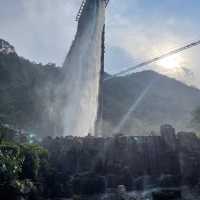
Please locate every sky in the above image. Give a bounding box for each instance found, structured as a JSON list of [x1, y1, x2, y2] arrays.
[[0, 0, 200, 88]]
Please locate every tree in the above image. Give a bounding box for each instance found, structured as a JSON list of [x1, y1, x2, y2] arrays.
[[0, 137, 49, 199], [20, 144, 48, 180], [0, 143, 22, 183]]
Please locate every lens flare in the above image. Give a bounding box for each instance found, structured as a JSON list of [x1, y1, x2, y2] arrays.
[[157, 55, 182, 70]]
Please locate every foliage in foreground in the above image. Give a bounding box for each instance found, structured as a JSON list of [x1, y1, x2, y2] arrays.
[[0, 127, 48, 200]]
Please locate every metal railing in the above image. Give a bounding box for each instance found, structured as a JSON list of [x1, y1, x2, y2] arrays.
[[75, 0, 110, 22], [75, 0, 87, 22]]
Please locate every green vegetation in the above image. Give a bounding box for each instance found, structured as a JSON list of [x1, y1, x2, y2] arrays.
[[0, 124, 107, 199], [0, 126, 48, 200], [0, 52, 62, 137]]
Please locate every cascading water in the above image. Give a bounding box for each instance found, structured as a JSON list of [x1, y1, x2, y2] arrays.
[[61, 0, 105, 136]]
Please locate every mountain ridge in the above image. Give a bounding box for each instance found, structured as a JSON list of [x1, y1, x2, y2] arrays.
[[102, 70, 200, 135]]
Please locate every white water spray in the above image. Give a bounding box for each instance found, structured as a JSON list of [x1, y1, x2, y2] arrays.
[[61, 0, 105, 136]]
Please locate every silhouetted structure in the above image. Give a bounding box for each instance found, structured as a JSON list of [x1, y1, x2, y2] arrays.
[[42, 124, 200, 195]]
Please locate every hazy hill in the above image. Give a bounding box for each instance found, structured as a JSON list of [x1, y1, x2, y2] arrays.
[[0, 39, 199, 136], [102, 71, 200, 135], [0, 39, 62, 136]]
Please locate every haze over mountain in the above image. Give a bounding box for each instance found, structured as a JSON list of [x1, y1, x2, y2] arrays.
[[0, 39, 199, 136], [102, 71, 200, 135]]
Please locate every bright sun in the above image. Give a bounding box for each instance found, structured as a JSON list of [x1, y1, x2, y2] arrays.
[[158, 55, 182, 70]]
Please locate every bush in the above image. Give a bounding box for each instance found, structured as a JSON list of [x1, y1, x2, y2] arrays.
[[0, 143, 22, 183], [0, 140, 48, 199]]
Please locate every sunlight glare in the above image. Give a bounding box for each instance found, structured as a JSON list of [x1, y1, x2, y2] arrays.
[[157, 55, 182, 70]]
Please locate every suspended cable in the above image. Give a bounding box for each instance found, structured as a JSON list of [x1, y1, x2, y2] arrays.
[[104, 39, 200, 82]]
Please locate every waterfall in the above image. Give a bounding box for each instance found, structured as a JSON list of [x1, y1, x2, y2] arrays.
[[61, 0, 105, 136]]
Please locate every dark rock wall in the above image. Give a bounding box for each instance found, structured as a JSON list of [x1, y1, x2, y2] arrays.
[[42, 125, 200, 192]]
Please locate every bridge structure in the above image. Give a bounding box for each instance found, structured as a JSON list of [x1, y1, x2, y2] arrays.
[[75, 0, 109, 22]]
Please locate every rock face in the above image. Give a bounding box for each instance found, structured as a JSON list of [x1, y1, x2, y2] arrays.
[[42, 125, 200, 196], [152, 189, 181, 200], [160, 124, 177, 151], [178, 132, 200, 185]]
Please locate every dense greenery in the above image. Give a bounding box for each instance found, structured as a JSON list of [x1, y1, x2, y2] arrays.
[[0, 126, 48, 200], [0, 52, 61, 137]]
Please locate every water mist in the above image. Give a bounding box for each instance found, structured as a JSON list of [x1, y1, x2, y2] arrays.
[[61, 0, 105, 136]]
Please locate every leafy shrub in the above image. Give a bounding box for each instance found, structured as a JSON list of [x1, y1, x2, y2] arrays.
[[0, 140, 48, 199]]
